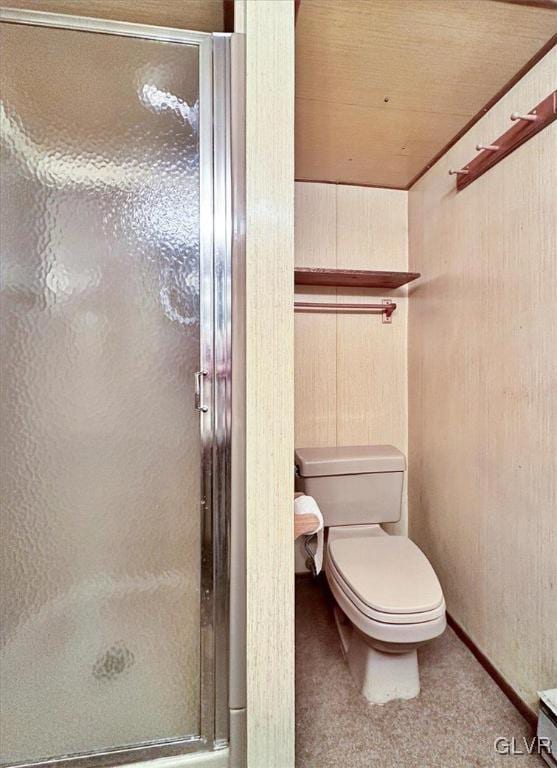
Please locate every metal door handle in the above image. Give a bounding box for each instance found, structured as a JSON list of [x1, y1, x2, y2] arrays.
[[195, 370, 208, 412]]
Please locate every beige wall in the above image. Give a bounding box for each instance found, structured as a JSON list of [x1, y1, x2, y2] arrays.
[[408, 49, 557, 711], [295, 182, 408, 541], [237, 2, 296, 767]]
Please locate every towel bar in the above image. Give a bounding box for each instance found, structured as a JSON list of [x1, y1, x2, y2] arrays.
[[294, 300, 397, 322]]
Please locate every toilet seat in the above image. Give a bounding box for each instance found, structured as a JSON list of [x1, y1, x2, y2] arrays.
[[327, 553, 445, 625], [325, 527, 446, 645]]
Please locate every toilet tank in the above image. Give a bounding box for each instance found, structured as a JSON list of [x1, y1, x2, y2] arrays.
[[295, 445, 405, 526]]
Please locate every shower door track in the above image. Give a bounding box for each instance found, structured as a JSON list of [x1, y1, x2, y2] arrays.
[[0, 7, 236, 768]]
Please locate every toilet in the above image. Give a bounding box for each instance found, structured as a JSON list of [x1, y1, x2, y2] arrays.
[[295, 444, 446, 705]]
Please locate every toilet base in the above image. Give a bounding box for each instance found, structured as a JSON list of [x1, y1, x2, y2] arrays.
[[333, 607, 420, 705]]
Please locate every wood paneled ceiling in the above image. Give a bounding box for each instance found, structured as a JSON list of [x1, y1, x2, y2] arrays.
[[295, 0, 557, 189], [3, 1, 225, 31]]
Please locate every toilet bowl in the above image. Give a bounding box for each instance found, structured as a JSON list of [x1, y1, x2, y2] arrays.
[[325, 524, 446, 703], [295, 444, 446, 704]]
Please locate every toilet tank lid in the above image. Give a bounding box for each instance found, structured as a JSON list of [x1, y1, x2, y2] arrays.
[[295, 445, 405, 477]]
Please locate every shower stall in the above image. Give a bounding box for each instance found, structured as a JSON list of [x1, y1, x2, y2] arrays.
[[0, 8, 243, 768]]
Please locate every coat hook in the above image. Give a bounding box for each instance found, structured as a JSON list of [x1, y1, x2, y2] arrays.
[[476, 144, 500, 152], [448, 168, 469, 175], [510, 112, 538, 123]]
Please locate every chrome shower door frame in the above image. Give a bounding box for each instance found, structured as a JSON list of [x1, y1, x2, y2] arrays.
[[0, 8, 236, 768]]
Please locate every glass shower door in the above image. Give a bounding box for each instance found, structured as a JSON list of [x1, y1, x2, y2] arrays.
[[0, 11, 225, 766]]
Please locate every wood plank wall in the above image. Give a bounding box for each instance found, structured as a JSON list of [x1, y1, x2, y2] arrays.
[[295, 182, 409, 555], [235, 2, 296, 766], [408, 47, 557, 711]]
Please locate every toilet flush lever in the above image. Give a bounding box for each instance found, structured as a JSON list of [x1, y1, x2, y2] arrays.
[[194, 370, 208, 413]]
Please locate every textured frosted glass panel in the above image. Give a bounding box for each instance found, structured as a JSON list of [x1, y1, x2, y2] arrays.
[[0, 22, 202, 762]]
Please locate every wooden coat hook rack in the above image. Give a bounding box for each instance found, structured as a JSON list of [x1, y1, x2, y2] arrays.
[[449, 90, 556, 191]]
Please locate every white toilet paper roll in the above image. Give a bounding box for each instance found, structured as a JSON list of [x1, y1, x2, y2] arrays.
[[294, 495, 324, 575]]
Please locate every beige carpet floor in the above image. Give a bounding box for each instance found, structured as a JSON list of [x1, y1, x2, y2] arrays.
[[296, 576, 543, 768]]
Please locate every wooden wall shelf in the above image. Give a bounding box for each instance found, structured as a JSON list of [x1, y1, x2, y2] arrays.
[[294, 267, 421, 290]]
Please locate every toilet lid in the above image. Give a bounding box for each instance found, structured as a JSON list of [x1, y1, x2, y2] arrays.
[[328, 535, 444, 615]]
